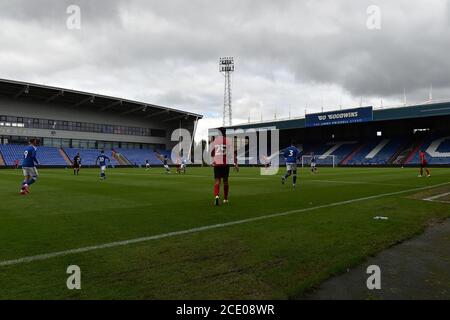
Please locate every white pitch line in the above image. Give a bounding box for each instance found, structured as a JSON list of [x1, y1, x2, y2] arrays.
[[423, 192, 450, 202], [0, 182, 449, 268], [308, 179, 410, 187]]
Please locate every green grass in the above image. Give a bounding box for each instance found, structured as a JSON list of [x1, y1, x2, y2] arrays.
[[0, 166, 449, 299]]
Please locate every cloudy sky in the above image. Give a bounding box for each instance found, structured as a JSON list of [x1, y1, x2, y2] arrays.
[[1, 0, 449, 140]]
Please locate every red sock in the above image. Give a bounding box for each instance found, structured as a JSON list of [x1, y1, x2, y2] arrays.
[[214, 182, 220, 197], [224, 184, 229, 200]]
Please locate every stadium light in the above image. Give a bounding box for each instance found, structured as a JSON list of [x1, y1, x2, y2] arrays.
[[219, 57, 234, 126]]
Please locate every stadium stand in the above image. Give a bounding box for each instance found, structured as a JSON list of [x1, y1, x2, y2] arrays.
[[0, 144, 176, 167], [156, 149, 174, 164], [37, 146, 69, 166], [305, 141, 357, 165], [59, 149, 73, 166], [115, 148, 162, 166], [0, 78, 202, 168], [64, 148, 120, 166], [0, 144, 67, 166], [407, 135, 450, 165], [218, 100, 450, 167], [2, 136, 450, 168], [111, 150, 131, 166], [274, 134, 450, 166], [0, 149, 5, 166], [345, 138, 406, 165]]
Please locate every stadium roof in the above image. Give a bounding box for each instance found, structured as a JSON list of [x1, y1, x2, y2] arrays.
[[224, 101, 450, 131], [0, 78, 202, 122]]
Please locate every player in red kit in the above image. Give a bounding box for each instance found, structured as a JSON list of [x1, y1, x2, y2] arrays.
[[211, 127, 238, 206], [418, 150, 431, 177]]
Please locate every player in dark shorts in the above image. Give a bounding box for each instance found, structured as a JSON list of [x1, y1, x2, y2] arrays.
[[163, 155, 171, 174], [73, 152, 81, 175], [211, 127, 238, 206], [418, 150, 430, 177]]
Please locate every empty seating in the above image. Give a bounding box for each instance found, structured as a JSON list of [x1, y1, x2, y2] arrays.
[[0, 144, 67, 166], [64, 148, 119, 166], [0, 144, 24, 166], [307, 141, 357, 165], [115, 148, 162, 166], [2, 136, 449, 168], [347, 138, 405, 165], [0, 145, 175, 167], [407, 135, 450, 165]]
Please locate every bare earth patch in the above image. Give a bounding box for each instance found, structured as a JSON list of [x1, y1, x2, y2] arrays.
[[407, 185, 450, 202], [433, 194, 450, 203]]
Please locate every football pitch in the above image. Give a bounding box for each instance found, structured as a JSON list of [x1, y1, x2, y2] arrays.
[[0, 166, 449, 299]]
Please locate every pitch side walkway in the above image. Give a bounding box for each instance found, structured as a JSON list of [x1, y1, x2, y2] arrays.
[[305, 219, 450, 300]]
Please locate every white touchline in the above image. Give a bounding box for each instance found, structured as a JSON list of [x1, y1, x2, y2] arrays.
[[308, 180, 410, 187], [0, 182, 449, 268]]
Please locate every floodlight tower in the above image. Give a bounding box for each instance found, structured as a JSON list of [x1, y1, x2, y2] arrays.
[[219, 57, 234, 126]]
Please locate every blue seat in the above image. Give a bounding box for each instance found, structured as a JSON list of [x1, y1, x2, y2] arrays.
[[0, 144, 66, 166], [64, 148, 119, 166]]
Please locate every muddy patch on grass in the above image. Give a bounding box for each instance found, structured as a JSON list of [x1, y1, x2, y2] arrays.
[[407, 185, 450, 201], [304, 218, 450, 300]]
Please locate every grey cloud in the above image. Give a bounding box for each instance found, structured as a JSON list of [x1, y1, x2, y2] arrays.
[[0, 0, 123, 23]]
